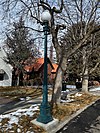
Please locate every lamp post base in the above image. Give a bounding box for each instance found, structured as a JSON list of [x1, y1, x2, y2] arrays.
[[37, 104, 53, 124]]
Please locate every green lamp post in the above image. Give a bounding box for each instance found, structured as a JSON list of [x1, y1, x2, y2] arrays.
[[37, 10, 53, 124]]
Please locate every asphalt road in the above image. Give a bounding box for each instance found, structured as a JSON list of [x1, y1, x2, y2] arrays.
[[57, 99, 100, 133]]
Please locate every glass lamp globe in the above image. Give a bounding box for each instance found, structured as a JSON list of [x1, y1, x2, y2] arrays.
[[41, 10, 51, 22]]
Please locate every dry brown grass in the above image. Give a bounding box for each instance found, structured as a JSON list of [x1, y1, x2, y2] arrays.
[[52, 92, 100, 121], [0, 86, 43, 98]]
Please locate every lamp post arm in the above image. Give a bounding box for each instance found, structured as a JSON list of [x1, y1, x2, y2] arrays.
[[52, 0, 64, 13], [40, 0, 51, 10]]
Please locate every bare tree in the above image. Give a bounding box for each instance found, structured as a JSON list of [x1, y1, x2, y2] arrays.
[[50, 0, 100, 102], [63, 21, 100, 92], [0, 0, 100, 104]]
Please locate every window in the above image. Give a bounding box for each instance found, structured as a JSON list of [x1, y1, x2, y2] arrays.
[[0, 69, 5, 81], [0, 74, 3, 81]]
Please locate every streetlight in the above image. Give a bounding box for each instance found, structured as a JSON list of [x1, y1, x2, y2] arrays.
[[37, 10, 53, 124]]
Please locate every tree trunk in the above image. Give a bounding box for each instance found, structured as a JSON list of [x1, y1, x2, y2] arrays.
[[51, 57, 67, 104], [82, 48, 89, 92], [82, 67, 89, 92], [17, 76, 20, 86], [52, 66, 63, 103]]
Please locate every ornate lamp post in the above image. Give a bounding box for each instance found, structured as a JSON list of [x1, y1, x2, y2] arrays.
[[37, 10, 53, 124]]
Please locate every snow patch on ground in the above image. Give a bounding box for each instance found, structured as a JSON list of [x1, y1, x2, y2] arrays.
[[89, 87, 100, 92], [0, 104, 39, 131], [75, 93, 82, 97]]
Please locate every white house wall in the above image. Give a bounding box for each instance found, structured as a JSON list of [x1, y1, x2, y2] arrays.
[[0, 47, 12, 86]]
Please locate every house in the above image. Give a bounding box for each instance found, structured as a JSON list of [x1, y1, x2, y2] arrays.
[[0, 47, 13, 86], [24, 58, 55, 85], [0, 46, 58, 86]]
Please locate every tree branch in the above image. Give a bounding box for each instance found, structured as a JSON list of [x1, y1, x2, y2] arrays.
[[20, 0, 41, 24], [89, 62, 100, 74], [67, 26, 100, 57]]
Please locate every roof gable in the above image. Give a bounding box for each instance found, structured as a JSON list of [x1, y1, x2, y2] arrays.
[[24, 58, 54, 72]]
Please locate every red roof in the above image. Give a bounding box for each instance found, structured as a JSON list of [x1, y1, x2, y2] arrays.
[[33, 58, 44, 71], [51, 64, 58, 73], [24, 58, 54, 72]]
